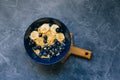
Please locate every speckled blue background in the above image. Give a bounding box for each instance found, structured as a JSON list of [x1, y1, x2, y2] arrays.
[[0, 0, 120, 80]]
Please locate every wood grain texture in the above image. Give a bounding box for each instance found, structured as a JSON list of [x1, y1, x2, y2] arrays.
[[71, 46, 92, 59]]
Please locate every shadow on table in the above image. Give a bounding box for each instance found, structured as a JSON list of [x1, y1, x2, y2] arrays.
[[35, 62, 64, 75]]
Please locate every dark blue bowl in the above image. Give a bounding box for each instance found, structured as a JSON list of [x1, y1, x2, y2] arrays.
[[24, 17, 71, 65]]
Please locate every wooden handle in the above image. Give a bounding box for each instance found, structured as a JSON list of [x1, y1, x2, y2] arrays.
[[70, 46, 92, 59]]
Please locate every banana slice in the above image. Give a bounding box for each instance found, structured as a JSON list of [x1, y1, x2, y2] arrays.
[[46, 31, 51, 37], [34, 37, 45, 47], [29, 31, 39, 40], [47, 35, 55, 46], [56, 33, 65, 43], [41, 54, 50, 58], [38, 23, 50, 33], [46, 30, 56, 46], [33, 49, 40, 55], [50, 24, 59, 34]]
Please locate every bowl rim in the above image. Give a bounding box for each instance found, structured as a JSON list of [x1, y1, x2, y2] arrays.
[[24, 17, 71, 65]]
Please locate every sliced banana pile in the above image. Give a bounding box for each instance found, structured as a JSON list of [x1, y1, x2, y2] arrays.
[[29, 23, 66, 59]]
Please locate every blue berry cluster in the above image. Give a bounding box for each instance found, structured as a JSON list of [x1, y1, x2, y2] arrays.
[[29, 38, 66, 58]]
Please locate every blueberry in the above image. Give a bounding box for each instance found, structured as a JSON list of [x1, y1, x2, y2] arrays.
[[44, 35, 47, 39], [45, 49, 49, 53], [54, 39, 58, 43], [29, 40, 35, 46], [59, 47, 62, 52], [43, 39, 47, 43], [40, 48, 44, 53], [61, 47, 65, 50], [54, 49, 58, 54], [61, 43, 65, 47], [56, 41, 60, 46], [43, 52, 48, 56], [38, 46, 41, 49], [53, 44, 57, 47], [56, 28, 61, 32], [63, 39, 66, 43], [29, 39, 33, 42], [38, 52, 42, 57], [48, 45, 53, 50], [51, 51, 55, 56], [48, 46, 50, 49], [59, 46, 65, 52], [56, 46, 59, 49], [33, 46, 38, 50], [39, 33, 42, 37], [48, 51, 52, 55], [52, 48, 55, 52]]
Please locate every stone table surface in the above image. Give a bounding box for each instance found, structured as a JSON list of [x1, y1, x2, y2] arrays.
[[0, 0, 120, 80]]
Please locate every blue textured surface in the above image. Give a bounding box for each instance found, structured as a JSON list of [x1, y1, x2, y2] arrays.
[[0, 0, 120, 80]]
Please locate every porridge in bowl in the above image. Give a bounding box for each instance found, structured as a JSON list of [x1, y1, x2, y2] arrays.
[[29, 23, 66, 59]]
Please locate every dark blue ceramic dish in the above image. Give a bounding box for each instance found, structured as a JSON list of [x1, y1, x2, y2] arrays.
[[24, 17, 71, 65]]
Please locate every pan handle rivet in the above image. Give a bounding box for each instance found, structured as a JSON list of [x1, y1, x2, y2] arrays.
[[85, 52, 88, 55]]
